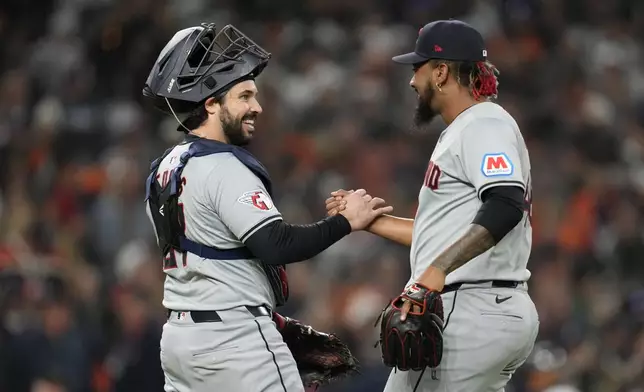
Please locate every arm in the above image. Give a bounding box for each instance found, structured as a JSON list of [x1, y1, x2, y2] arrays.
[[418, 185, 525, 286], [245, 190, 392, 264], [244, 215, 352, 265], [212, 159, 388, 265], [326, 190, 413, 247], [428, 224, 495, 276], [366, 215, 414, 247]]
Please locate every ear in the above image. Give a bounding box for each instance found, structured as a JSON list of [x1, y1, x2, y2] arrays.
[[433, 63, 450, 87], [204, 97, 218, 115]]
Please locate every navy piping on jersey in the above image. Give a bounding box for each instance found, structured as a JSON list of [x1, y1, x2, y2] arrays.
[[477, 180, 525, 200], [413, 368, 426, 392], [412, 290, 459, 392], [239, 214, 282, 242], [254, 320, 288, 392]]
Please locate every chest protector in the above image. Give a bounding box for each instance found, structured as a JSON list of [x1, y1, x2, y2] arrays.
[[145, 137, 288, 306]]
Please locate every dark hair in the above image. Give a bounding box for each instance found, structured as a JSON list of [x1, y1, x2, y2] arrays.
[[176, 95, 227, 133], [178, 105, 208, 133], [430, 60, 500, 100]]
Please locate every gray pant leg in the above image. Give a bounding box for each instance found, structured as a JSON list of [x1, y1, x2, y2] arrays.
[[383, 368, 421, 392], [161, 309, 304, 392], [382, 286, 539, 392]]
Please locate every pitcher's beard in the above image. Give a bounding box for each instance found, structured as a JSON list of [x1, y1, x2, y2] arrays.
[[410, 84, 439, 134]]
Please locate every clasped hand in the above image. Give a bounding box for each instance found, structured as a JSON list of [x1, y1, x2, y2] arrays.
[[328, 189, 392, 231]]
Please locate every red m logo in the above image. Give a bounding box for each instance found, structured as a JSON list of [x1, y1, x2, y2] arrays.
[[486, 156, 508, 170]]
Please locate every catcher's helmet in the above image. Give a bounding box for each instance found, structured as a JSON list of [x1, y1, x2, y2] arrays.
[[143, 23, 270, 115]]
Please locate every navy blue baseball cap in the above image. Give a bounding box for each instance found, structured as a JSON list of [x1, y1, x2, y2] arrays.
[[393, 20, 487, 64]]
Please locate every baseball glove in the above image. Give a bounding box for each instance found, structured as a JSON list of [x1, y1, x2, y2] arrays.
[[273, 312, 359, 388], [376, 283, 445, 371]]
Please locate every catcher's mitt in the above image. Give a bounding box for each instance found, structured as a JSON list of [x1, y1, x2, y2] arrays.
[[273, 312, 359, 388], [376, 283, 445, 371]]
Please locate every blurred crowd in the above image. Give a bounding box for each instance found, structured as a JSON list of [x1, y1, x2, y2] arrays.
[[1, 0, 644, 391]]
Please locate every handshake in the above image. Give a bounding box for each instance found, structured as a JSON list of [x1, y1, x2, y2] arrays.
[[324, 189, 392, 231]]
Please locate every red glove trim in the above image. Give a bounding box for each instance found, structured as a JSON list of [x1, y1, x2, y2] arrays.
[[272, 311, 287, 330]]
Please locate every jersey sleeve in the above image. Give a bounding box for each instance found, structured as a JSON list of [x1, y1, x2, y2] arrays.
[[206, 156, 282, 242], [458, 118, 525, 200]]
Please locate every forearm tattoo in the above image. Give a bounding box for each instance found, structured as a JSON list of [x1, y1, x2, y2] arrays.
[[432, 224, 496, 275]]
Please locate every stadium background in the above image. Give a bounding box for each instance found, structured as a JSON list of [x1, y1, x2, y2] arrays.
[[1, 0, 644, 391]]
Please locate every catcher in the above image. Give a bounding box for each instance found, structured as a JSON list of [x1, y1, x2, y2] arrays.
[[141, 22, 392, 391]]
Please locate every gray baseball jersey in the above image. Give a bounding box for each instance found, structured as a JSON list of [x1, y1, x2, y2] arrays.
[[145, 142, 282, 311], [409, 102, 533, 285]]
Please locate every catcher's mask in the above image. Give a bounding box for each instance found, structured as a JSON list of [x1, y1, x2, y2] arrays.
[[142, 23, 270, 115]]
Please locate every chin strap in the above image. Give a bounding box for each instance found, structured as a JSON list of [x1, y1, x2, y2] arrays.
[[165, 97, 192, 133]]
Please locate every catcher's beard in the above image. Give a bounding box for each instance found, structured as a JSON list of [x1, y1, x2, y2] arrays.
[[411, 81, 439, 133], [220, 105, 255, 146]]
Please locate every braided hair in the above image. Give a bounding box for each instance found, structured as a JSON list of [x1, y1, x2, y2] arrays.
[[430, 60, 499, 100]]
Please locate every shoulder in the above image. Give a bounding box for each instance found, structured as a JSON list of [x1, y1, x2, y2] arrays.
[[216, 152, 259, 176], [193, 152, 261, 185], [460, 103, 520, 139], [192, 151, 238, 167], [156, 143, 188, 167]]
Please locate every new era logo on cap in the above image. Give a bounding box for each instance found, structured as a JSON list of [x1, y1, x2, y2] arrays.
[[393, 20, 487, 64]]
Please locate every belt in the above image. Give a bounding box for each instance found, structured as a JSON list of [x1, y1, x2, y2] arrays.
[[441, 280, 523, 294], [166, 305, 271, 323]]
